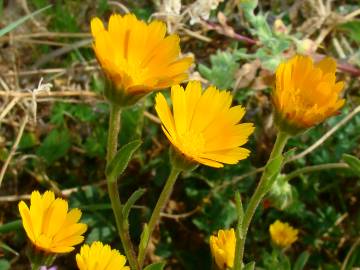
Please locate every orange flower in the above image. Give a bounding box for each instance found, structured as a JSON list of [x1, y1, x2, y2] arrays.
[[155, 81, 254, 168], [273, 55, 345, 134], [18, 190, 87, 253], [91, 13, 192, 106]]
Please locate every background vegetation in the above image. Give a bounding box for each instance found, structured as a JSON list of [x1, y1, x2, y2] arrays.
[[0, 0, 359, 269]]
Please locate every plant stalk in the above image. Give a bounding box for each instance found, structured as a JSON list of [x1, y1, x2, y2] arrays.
[[106, 103, 139, 270], [31, 263, 40, 270], [138, 166, 181, 267], [235, 131, 289, 269]]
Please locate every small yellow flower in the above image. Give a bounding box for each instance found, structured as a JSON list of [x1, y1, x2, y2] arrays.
[[273, 55, 345, 134], [76, 241, 129, 270], [91, 13, 192, 106], [269, 220, 298, 247], [155, 81, 254, 168], [209, 229, 236, 269], [18, 190, 87, 253]]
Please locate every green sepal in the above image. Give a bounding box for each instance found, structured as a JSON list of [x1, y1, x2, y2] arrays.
[[274, 110, 308, 136], [104, 77, 148, 107], [26, 244, 56, 269], [169, 147, 198, 172], [106, 140, 142, 182]]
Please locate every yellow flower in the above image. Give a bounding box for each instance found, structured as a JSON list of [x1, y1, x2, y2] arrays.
[[76, 241, 130, 270], [155, 81, 254, 168], [273, 55, 345, 134], [18, 190, 87, 253], [269, 220, 298, 247], [91, 13, 192, 106], [209, 229, 236, 269]]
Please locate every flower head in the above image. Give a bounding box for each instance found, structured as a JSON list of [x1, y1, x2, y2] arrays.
[[76, 241, 129, 270], [273, 55, 345, 134], [209, 229, 236, 269], [91, 13, 192, 106], [269, 220, 298, 247], [18, 190, 87, 253], [155, 81, 254, 168]]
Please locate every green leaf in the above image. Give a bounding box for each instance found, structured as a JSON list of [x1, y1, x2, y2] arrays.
[[339, 20, 360, 44], [293, 251, 310, 270], [0, 259, 10, 270], [138, 224, 149, 263], [264, 154, 284, 192], [198, 50, 240, 89], [243, 261, 255, 270], [122, 188, 146, 221], [143, 262, 166, 270], [36, 129, 71, 164], [105, 140, 142, 182], [0, 220, 22, 234], [342, 154, 360, 176], [0, 5, 51, 37]]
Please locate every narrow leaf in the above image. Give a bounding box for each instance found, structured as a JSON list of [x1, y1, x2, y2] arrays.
[[342, 154, 360, 176], [243, 261, 255, 270], [138, 224, 150, 263], [106, 140, 142, 182], [122, 188, 146, 221], [0, 220, 22, 234], [0, 5, 51, 37], [143, 262, 166, 270], [293, 251, 310, 270]]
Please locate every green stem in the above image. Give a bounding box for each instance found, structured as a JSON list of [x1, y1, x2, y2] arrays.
[[233, 192, 244, 270], [106, 104, 139, 270], [138, 166, 181, 267], [236, 131, 289, 270], [31, 263, 40, 270], [283, 163, 349, 182]]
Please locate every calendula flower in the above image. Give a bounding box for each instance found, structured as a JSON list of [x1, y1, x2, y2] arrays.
[[18, 190, 87, 253], [273, 55, 345, 134], [155, 81, 254, 168], [76, 241, 129, 270], [209, 229, 236, 269], [91, 13, 192, 106], [269, 220, 298, 247]]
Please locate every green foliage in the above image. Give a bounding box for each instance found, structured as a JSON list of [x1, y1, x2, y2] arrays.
[[106, 140, 142, 181], [0, 259, 10, 270], [342, 154, 360, 176], [36, 129, 71, 164], [143, 262, 166, 270], [198, 50, 240, 89], [0, 5, 51, 37], [340, 20, 360, 44]]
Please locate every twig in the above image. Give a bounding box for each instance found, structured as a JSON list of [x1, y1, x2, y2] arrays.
[[287, 106, 360, 162], [0, 180, 107, 202], [0, 115, 29, 187], [160, 206, 201, 220], [0, 97, 20, 121], [0, 90, 100, 99], [144, 111, 161, 124], [283, 163, 350, 182]]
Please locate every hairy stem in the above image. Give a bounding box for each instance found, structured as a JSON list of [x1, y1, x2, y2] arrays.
[[138, 166, 181, 267], [106, 104, 139, 270], [236, 131, 289, 269]]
